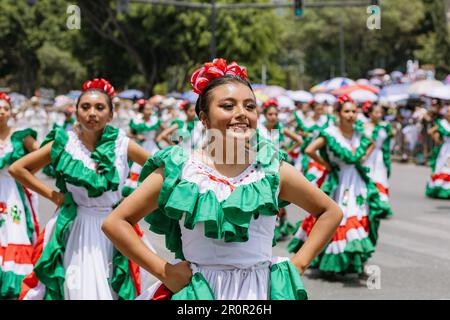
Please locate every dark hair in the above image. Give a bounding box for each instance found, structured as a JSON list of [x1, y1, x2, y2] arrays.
[[194, 75, 254, 118], [76, 89, 113, 113], [263, 105, 278, 115]]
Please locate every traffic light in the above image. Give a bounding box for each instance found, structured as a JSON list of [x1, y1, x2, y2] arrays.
[[294, 0, 304, 17], [117, 0, 129, 14]]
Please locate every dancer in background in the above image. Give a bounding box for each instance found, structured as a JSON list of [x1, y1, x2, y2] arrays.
[[426, 106, 450, 199], [362, 101, 394, 216], [0, 92, 40, 299], [9, 79, 154, 300], [122, 98, 165, 197], [289, 95, 391, 277], [258, 98, 303, 241]]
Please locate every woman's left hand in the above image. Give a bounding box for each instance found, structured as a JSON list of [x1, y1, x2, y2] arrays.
[[290, 257, 307, 276]]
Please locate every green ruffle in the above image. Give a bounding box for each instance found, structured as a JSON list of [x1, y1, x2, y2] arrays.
[[437, 119, 450, 137], [41, 126, 120, 197], [372, 123, 393, 177], [15, 181, 37, 243], [110, 249, 138, 300], [428, 144, 442, 172], [129, 118, 161, 134], [270, 260, 308, 300], [291, 237, 374, 274], [34, 193, 77, 300], [426, 185, 450, 199], [0, 269, 26, 299], [171, 261, 307, 300], [0, 128, 37, 169], [171, 119, 198, 140], [171, 273, 215, 300], [142, 137, 289, 259]]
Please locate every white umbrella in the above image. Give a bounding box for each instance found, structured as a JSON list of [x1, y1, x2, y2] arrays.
[[425, 85, 450, 100], [349, 89, 378, 103], [286, 90, 313, 103], [276, 95, 296, 110], [314, 93, 337, 104], [408, 79, 444, 95]]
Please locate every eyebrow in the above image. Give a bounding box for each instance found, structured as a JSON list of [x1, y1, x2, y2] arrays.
[[218, 97, 256, 103]]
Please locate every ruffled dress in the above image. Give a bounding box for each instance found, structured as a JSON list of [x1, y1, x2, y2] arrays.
[[43, 119, 76, 178], [426, 119, 450, 199], [20, 126, 153, 300], [136, 140, 307, 300], [123, 115, 162, 197], [257, 123, 295, 240], [363, 122, 394, 215], [288, 125, 391, 274], [170, 118, 205, 152], [296, 115, 333, 187], [0, 129, 40, 298]]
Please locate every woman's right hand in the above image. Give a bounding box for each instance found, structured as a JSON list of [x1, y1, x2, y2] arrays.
[[51, 191, 65, 207], [163, 261, 193, 293]]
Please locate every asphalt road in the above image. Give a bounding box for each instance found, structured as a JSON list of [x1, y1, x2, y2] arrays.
[[36, 162, 450, 300]]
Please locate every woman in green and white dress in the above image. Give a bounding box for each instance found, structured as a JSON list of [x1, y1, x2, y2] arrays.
[[9, 79, 154, 300], [0, 92, 40, 299], [362, 103, 394, 215], [258, 98, 303, 241], [155, 100, 205, 153], [289, 95, 391, 275], [123, 99, 165, 196], [426, 107, 450, 199], [102, 58, 342, 300]]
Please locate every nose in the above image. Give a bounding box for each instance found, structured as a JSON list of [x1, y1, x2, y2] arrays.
[[234, 104, 246, 119]]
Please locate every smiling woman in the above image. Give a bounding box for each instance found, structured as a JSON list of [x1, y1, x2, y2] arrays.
[[8, 79, 156, 300], [102, 58, 343, 300]]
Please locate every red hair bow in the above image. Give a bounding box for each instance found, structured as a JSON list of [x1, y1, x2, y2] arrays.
[[190, 58, 248, 94], [263, 98, 279, 109], [137, 99, 147, 107], [362, 100, 373, 113], [82, 78, 115, 97], [178, 100, 189, 111], [337, 94, 354, 105], [0, 92, 11, 104]]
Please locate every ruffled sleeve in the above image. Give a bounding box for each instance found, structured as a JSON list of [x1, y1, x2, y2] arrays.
[[41, 126, 121, 197], [141, 138, 289, 259], [0, 128, 37, 169]]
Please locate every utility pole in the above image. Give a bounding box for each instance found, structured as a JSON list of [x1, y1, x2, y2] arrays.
[[339, 17, 346, 77], [210, 0, 217, 59]]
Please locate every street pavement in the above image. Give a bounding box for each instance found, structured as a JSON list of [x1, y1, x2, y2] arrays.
[[36, 162, 450, 300]]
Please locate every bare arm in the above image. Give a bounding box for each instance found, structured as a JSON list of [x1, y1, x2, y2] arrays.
[[127, 139, 151, 167], [102, 167, 192, 293], [155, 123, 178, 144], [8, 142, 65, 206], [279, 161, 343, 274], [304, 136, 331, 171], [360, 139, 376, 162], [282, 128, 303, 152], [428, 125, 442, 144], [23, 135, 39, 153]]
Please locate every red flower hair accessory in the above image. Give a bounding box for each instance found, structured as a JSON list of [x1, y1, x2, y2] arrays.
[[178, 100, 189, 111], [190, 58, 248, 94], [137, 99, 147, 107], [0, 92, 11, 105], [337, 94, 354, 105], [263, 98, 279, 109], [82, 78, 115, 97], [362, 100, 373, 113]]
